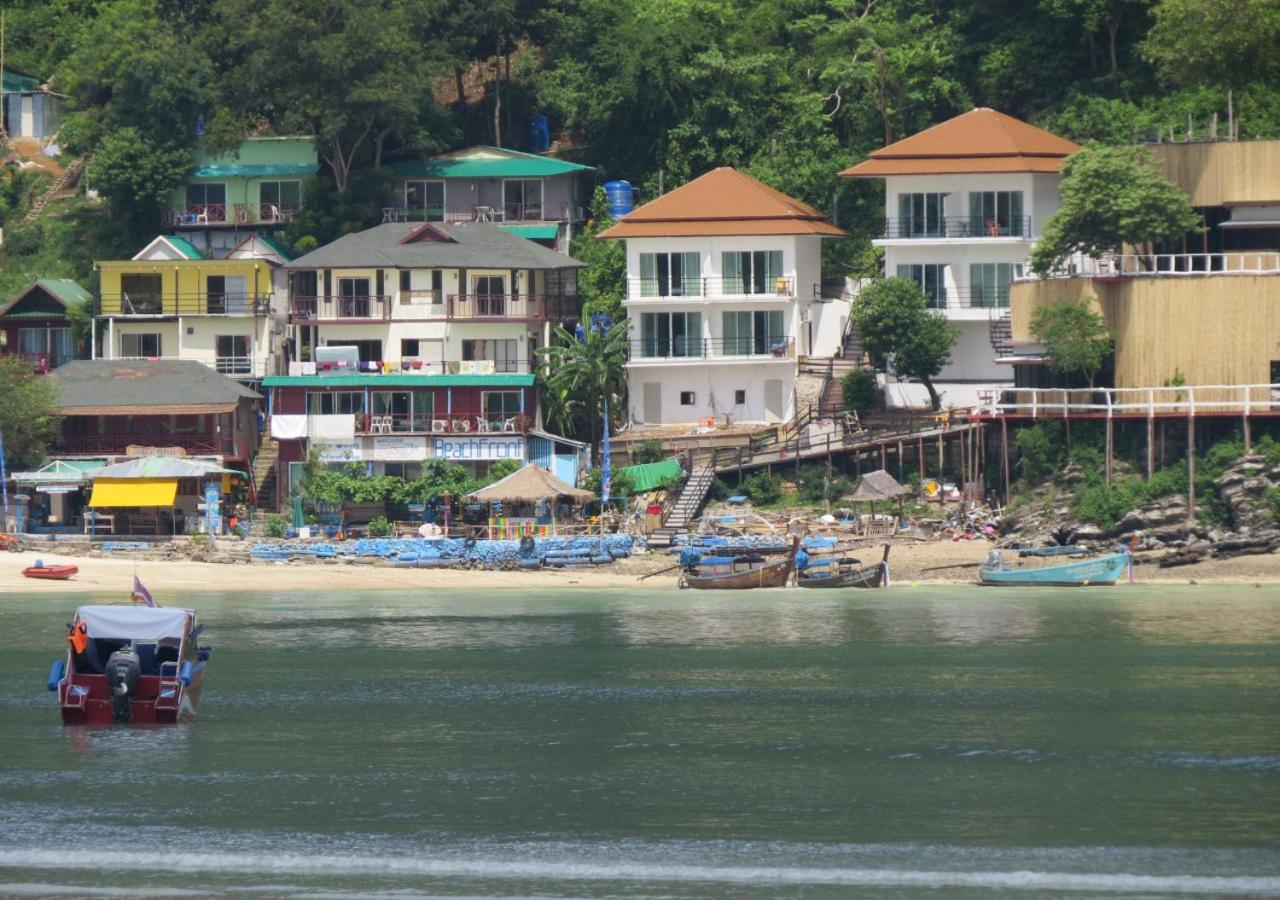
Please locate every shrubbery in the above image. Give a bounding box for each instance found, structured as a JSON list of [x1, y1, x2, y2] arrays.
[[743, 470, 782, 505], [841, 368, 879, 418]]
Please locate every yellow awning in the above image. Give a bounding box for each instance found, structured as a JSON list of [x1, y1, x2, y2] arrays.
[[88, 478, 179, 508]]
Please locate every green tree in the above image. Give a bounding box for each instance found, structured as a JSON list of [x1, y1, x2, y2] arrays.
[[1142, 0, 1280, 90], [87, 127, 193, 239], [0, 357, 62, 470], [571, 187, 627, 319], [841, 367, 880, 418], [1030, 297, 1114, 387], [1030, 145, 1201, 274], [852, 277, 958, 410], [536, 319, 628, 452]]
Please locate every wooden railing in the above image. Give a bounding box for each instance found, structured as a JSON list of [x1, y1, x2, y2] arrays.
[[979, 383, 1280, 418], [1033, 252, 1280, 280]]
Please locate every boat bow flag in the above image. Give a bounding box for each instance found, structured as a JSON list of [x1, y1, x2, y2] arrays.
[[131, 576, 158, 607]]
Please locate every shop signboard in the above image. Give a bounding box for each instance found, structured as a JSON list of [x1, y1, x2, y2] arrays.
[[431, 435, 526, 462], [316, 441, 361, 462], [370, 435, 428, 461]]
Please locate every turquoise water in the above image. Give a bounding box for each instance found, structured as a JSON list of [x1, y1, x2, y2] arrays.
[[1, 585, 1278, 897]]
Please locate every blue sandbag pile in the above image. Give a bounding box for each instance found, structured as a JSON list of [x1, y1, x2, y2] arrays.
[[251, 534, 636, 569]]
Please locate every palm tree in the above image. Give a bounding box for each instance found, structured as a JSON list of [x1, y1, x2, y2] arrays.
[[536, 320, 628, 458]]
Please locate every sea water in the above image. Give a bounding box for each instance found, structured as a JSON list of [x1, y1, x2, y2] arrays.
[[1, 585, 1278, 898]]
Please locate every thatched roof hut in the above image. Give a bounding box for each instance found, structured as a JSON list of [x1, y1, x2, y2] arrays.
[[466, 464, 594, 504], [847, 469, 910, 502]]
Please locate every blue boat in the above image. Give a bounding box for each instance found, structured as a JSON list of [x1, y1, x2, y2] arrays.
[[979, 550, 1131, 586]]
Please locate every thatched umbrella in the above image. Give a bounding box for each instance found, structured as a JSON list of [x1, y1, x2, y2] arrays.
[[466, 464, 594, 537], [846, 468, 911, 528]]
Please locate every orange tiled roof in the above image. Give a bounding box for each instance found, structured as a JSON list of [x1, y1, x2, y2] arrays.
[[840, 108, 1080, 178], [597, 167, 848, 239]]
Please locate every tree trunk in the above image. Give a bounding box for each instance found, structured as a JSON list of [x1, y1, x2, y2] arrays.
[[492, 45, 503, 146], [373, 127, 391, 171], [923, 378, 941, 411], [1107, 20, 1120, 72], [324, 120, 374, 194], [454, 66, 467, 112], [875, 49, 892, 145]]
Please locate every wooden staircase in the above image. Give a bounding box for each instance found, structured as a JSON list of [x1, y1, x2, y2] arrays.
[[251, 434, 280, 512], [648, 464, 716, 548], [21, 158, 86, 225], [989, 310, 1013, 357]]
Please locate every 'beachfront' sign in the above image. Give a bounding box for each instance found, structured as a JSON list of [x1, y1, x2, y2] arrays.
[[432, 436, 525, 461]]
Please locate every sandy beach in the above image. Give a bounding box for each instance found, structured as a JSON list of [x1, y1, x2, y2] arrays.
[[5, 538, 1280, 595]]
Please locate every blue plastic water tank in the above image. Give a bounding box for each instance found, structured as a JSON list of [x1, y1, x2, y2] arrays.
[[526, 115, 550, 153], [604, 180, 634, 218]]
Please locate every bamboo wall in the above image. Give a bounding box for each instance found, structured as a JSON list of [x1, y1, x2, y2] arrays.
[[1147, 141, 1280, 207], [1011, 275, 1280, 390]]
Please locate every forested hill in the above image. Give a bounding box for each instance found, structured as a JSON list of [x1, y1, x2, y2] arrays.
[[2, 0, 1278, 256]]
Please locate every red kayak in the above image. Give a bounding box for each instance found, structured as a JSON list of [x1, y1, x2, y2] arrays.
[[23, 564, 78, 580]]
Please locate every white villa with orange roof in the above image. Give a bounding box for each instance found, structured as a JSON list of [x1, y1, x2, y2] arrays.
[[599, 168, 849, 427], [841, 108, 1080, 408]]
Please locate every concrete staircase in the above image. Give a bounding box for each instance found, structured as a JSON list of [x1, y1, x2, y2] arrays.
[[21, 157, 86, 225], [647, 464, 716, 548], [989, 310, 1013, 357], [251, 435, 280, 512]]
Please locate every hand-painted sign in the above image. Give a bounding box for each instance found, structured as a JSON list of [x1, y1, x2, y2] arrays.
[[432, 436, 525, 461]]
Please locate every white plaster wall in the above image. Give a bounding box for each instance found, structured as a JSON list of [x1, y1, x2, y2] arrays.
[[627, 361, 795, 425], [936, 320, 1006, 381], [313, 320, 538, 368], [805, 297, 852, 356], [1032, 173, 1063, 236]]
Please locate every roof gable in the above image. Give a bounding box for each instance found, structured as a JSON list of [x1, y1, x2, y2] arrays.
[[133, 236, 206, 261], [841, 108, 1080, 177], [597, 167, 847, 239], [228, 234, 294, 264], [386, 145, 596, 180], [0, 279, 88, 318], [400, 223, 457, 244]]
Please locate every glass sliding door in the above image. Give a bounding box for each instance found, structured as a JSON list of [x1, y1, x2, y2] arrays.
[[640, 311, 701, 357], [896, 193, 945, 237], [639, 252, 700, 296], [968, 191, 1025, 236], [968, 262, 1022, 307], [721, 250, 784, 294]]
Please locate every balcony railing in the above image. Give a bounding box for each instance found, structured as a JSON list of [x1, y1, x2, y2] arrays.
[[214, 355, 255, 376], [163, 203, 303, 227], [1034, 251, 1280, 279], [628, 336, 795, 360], [446, 293, 580, 321], [385, 203, 582, 224], [60, 432, 246, 457], [100, 293, 272, 317], [922, 288, 1012, 310], [625, 275, 798, 300], [878, 216, 1033, 239], [290, 295, 392, 321], [294, 357, 538, 376], [358, 412, 531, 435]]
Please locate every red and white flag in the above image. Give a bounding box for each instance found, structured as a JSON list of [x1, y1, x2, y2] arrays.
[[131, 575, 158, 607]]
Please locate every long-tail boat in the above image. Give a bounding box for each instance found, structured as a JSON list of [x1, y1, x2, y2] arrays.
[[679, 537, 799, 590], [798, 544, 891, 589], [979, 549, 1131, 586]]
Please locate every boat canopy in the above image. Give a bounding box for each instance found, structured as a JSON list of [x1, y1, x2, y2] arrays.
[[75, 605, 193, 641]]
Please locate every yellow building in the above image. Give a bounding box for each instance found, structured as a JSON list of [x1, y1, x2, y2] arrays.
[[95, 235, 288, 379]]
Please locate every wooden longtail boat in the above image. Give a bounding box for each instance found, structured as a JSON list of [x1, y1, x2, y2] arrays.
[[679, 537, 799, 590], [798, 544, 890, 589], [48, 604, 211, 725], [979, 550, 1131, 586]]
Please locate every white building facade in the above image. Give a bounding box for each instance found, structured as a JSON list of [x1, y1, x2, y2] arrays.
[[842, 108, 1079, 409], [600, 168, 848, 427]]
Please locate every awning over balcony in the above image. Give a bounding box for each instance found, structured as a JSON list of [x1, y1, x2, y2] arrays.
[[501, 223, 559, 240], [89, 478, 179, 508]]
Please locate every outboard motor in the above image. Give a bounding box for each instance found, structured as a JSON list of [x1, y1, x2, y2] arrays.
[[105, 646, 141, 723]]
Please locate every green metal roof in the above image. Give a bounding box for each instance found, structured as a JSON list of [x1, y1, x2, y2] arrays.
[[36, 278, 92, 305], [165, 237, 206, 260], [192, 163, 319, 178], [0, 278, 90, 318], [13, 458, 109, 485], [501, 223, 560, 240], [263, 373, 535, 388], [256, 234, 295, 262], [2, 67, 43, 93], [387, 147, 595, 180]]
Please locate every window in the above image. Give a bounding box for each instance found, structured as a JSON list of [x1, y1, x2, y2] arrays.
[[896, 264, 947, 308], [471, 275, 507, 316], [734, 389, 746, 405], [307, 392, 365, 415], [400, 270, 443, 305], [18, 327, 72, 364], [120, 333, 162, 357], [215, 335, 250, 374], [371, 391, 414, 431], [639, 252, 700, 297], [722, 310, 784, 355], [401, 339, 420, 357], [206, 274, 248, 315], [259, 181, 301, 219], [404, 180, 445, 221], [326, 339, 382, 362], [968, 263, 1023, 308], [679, 391, 695, 405], [503, 179, 543, 220], [381, 462, 422, 480], [969, 191, 1025, 236], [120, 274, 163, 314], [639, 311, 701, 357], [399, 271, 411, 293], [185, 183, 226, 221], [462, 339, 520, 372], [722, 250, 784, 294], [896, 193, 945, 237], [337, 277, 371, 317], [482, 391, 522, 423]]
